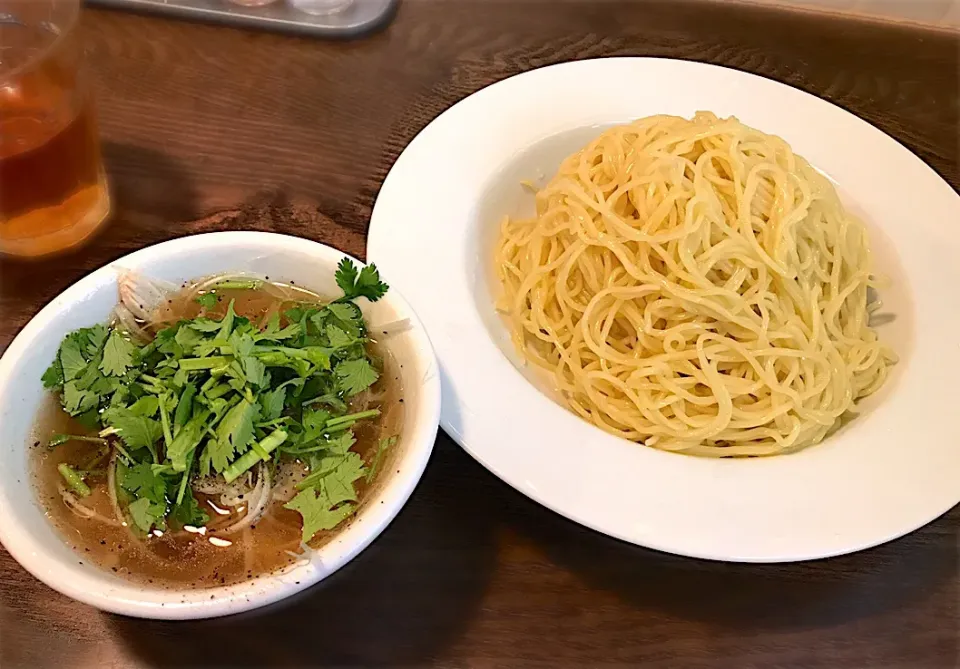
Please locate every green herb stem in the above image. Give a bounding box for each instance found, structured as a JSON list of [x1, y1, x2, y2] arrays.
[[213, 280, 263, 291], [179, 356, 232, 371], [325, 409, 380, 430], [366, 436, 397, 483], [159, 395, 173, 457], [48, 434, 109, 448], [206, 383, 233, 400], [222, 429, 287, 483], [58, 464, 91, 497], [112, 442, 134, 465]]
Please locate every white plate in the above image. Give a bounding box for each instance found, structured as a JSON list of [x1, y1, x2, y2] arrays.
[[367, 58, 960, 562]]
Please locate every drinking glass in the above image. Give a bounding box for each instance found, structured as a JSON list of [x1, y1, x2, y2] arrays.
[[0, 0, 110, 258]]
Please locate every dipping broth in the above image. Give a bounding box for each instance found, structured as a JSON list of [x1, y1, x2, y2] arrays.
[[31, 272, 403, 588]]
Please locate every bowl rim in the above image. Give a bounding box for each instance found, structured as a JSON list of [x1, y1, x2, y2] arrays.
[[0, 231, 441, 619]]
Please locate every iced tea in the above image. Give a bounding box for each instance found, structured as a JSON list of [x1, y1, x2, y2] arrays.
[[0, 0, 110, 257]]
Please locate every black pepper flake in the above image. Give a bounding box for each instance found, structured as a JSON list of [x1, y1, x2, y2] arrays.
[[112, 567, 118, 572], [33, 441, 39, 447], [100, 540, 106, 545]]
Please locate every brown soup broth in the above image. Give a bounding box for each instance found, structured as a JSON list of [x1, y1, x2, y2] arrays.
[[31, 282, 403, 588]]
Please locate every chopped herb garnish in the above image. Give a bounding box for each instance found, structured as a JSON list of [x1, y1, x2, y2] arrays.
[[41, 259, 397, 541]]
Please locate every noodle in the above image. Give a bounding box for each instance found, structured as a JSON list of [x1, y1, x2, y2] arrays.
[[494, 112, 895, 457]]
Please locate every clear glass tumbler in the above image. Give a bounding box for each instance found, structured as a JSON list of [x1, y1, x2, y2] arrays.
[[0, 0, 110, 258]]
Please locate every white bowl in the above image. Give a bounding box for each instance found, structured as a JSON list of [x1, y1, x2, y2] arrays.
[[0, 232, 441, 619]]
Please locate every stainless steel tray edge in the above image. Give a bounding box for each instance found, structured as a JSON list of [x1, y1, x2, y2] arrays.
[[85, 0, 397, 39]]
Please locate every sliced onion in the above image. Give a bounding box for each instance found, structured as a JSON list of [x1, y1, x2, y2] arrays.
[[107, 455, 126, 528], [216, 464, 271, 535], [112, 303, 152, 343], [271, 459, 309, 504], [60, 486, 120, 526], [117, 270, 176, 323]]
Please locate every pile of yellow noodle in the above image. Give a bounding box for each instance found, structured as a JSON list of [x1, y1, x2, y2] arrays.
[[495, 112, 895, 457]]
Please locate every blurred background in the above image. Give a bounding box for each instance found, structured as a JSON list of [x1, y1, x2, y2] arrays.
[[744, 0, 959, 27]]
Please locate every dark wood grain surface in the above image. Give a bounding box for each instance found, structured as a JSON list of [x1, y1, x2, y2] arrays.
[[1, 1, 958, 667]]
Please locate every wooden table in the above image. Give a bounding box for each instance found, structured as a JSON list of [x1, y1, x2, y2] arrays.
[[2, 1, 958, 666]]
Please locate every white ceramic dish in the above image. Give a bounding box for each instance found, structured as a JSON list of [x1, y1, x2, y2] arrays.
[[367, 57, 960, 562], [0, 232, 440, 619]]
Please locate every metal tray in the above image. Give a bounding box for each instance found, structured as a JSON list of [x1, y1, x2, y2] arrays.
[[85, 0, 397, 38]]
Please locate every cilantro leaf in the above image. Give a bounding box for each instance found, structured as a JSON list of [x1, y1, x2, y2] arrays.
[[355, 264, 389, 302], [320, 451, 366, 507], [127, 497, 166, 533], [195, 293, 218, 309], [258, 387, 286, 421], [174, 325, 203, 355], [325, 302, 361, 326], [334, 258, 359, 297], [42, 359, 64, 389], [211, 398, 260, 473], [218, 300, 237, 340], [285, 488, 356, 543], [256, 318, 301, 343], [83, 325, 110, 358], [59, 336, 88, 382], [127, 395, 159, 417], [100, 330, 136, 377], [334, 258, 389, 303], [242, 355, 267, 387], [325, 431, 356, 455], [118, 463, 164, 494], [167, 411, 209, 472], [189, 318, 223, 333], [62, 381, 98, 416], [326, 325, 354, 349], [103, 407, 162, 453], [169, 491, 208, 528], [300, 408, 331, 444], [335, 358, 379, 395]]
